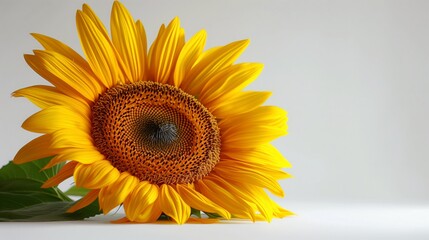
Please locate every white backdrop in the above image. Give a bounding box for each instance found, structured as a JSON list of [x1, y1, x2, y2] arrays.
[[1, 1, 429, 238]]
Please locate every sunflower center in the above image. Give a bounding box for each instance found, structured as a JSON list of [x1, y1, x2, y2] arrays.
[[91, 81, 220, 185], [142, 121, 178, 145]]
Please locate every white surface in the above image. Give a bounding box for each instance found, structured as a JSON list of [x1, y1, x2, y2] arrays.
[[1, 201, 429, 240], [1, 0, 429, 239]]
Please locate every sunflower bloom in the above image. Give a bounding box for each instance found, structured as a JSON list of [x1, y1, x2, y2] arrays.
[[13, 1, 292, 224]]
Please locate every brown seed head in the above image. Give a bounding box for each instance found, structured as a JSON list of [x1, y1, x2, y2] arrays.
[[91, 81, 220, 185]]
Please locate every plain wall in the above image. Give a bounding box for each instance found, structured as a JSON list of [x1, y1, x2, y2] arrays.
[[1, 0, 428, 204]]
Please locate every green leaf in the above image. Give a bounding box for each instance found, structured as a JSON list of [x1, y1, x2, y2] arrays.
[[65, 186, 91, 197], [157, 213, 169, 220], [0, 199, 100, 222], [204, 212, 222, 219], [0, 179, 68, 210], [0, 157, 61, 182], [0, 159, 101, 221], [191, 208, 202, 218]]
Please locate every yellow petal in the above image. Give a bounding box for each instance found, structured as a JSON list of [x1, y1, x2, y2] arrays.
[[219, 106, 288, 148], [167, 27, 185, 86], [214, 162, 285, 197], [13, 134, 58, 164], [219, 106, 287, 133], [36, 50, 103, 99], [110, 217, 130, 223], [81, 4, 132, 81], [183, 39, 249, 96], [177, 184, 230, 219], [67, 189, 100, 213], [24, 54, 87, 103], [173, 30, 206, 87], [22, 105, 90, 134], [186, 218, 220, 224], [30, 50, 103, 102], [148, 24, 165, 77], [134, 201, 162, 223], [270, 200, 294, 218], [43, 148, 105, 169], [211, 181, 275, 222], [217, 159, 291, 180], [199, 63, 263, 104], [159, 184, 190, 224], [74, 160, 120, 189], [135, 20, 148, 57], [136, 20, 149, 81], [99, 172, 139, 214], [210, 91, 272, 118], [221, 125, 286, 149], [196, 178, 255, 221], [149, 17, 183, 84], [76, 10, 127, 87], [124, 181, 161, 222], [204, 174, 278, 221], [12, 85, 90, 115], [222, 143, 291, 168], [13, 85, 61, 109], [42, 161, 78, 188], [31, 33, 91, 73], [111, 1, 145, 82], [241, 186, 275, 222], [50, 128, 94, 149], [82, 4, 109, 39]]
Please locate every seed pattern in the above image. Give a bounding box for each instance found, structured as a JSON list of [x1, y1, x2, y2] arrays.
[[91, 81, 221, 185]]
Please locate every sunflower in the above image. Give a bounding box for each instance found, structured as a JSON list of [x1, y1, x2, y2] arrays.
[[13, 1, 292, 224]]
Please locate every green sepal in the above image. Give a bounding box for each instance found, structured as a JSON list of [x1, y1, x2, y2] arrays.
[[65, 186, 91, 197]]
